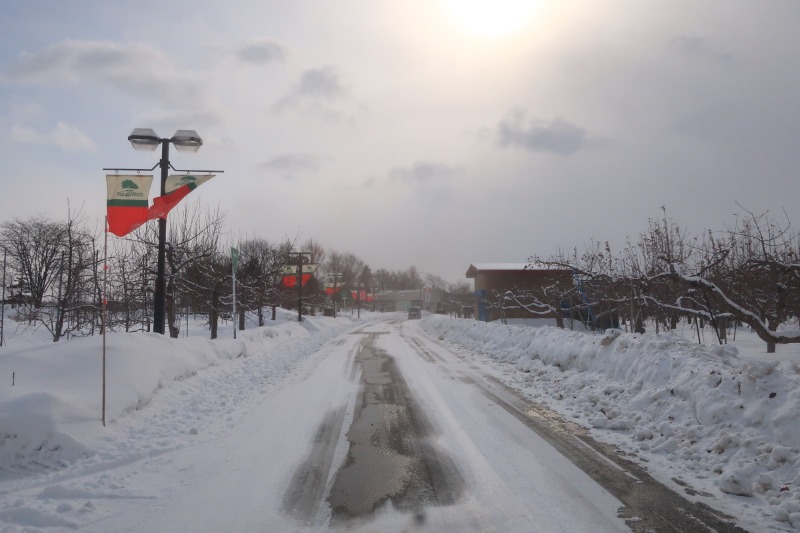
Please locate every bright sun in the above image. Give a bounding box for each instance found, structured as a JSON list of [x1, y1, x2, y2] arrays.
[[442, 0, 541, 38]]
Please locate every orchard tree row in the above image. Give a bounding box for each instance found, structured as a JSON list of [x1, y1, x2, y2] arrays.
[[492, 207, 798, 352], [0, 203, 463, 342]]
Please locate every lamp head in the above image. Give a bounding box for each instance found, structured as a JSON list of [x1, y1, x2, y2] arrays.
[[171, 129, 202, 153], [127, 128, 160, 151]]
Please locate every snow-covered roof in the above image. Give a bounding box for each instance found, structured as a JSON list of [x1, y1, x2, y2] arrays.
[[466, 263, 573, 278], [469, 263, 529, 271], [466, 262, 530, 276]]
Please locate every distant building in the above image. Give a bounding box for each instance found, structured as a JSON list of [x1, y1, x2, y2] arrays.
[[374, 288, 446, 313], [465, 263, 572, 323]]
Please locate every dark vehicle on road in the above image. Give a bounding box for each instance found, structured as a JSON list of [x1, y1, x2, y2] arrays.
[[407, 306, 421, 319]]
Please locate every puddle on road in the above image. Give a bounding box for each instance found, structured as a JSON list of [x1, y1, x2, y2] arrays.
[[327, 333, 463, 523]]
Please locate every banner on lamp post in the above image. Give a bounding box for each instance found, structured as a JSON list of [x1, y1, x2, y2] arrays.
[[148, 174, 216, 220], [106, 174, 215, 237], [281, 264, 317, 287], [106, 174, 153, 237]]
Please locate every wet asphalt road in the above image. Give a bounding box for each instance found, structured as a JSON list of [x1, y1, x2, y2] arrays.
[[283, 322, 749, 532]]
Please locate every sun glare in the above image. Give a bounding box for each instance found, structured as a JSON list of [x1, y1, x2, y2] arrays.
[[442, 0, 541, 38]]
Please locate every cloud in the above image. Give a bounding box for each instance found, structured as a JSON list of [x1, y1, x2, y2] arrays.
[[389, 161, 462, 183], [272, 66, 351, 117], [4, 39, 204, 107], [496, 111, 594, 155], [6, 121, 97, 152], [138, 107, 227, 133], [9, 123, 46, 144], [668, 35, 734, 65], [261, 153, 322, 172], [51, 122, 98, 153], [295, 66, 346, 98], [238, 39, 286, 65]]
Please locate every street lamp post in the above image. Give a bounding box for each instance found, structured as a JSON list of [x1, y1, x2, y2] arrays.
[[328, 272, 341, 318], [287, 251, 312, 323], [127, 128, 204, 335]]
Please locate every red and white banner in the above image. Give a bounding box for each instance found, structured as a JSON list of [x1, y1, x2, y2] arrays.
[[106, 174, 153, 236], [350, 290, 374, 302], [148, 174, 215, 220], [325, 282, 343, 296], [281, 264, 317, 288], [106, 174, 215, 237]]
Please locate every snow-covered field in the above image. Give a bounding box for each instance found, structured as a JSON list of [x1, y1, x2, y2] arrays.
[[1, 308, 799, 531]]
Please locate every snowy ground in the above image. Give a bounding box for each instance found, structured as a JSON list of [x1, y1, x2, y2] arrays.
[[420, 316, 800, 532], [0, 308, 798, 531]]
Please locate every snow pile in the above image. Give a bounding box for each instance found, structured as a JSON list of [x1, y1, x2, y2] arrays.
[[0, 312, 357, 478], [421, 316, 800, 529]]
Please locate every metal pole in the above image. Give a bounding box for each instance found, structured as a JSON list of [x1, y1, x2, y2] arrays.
[[297, 253, 302, 323], [1, 248, 6, 347], [102, 217, 108, 426], [333, 273, 338, 318], [232, 253, 237, 339], [153, 139, 169, 334]]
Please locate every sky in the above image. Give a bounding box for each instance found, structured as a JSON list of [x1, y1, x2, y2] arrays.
[[1, 0, 799, 284]]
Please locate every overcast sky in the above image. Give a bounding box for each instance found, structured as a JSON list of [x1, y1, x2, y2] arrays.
[[1, 1, 799, 284]]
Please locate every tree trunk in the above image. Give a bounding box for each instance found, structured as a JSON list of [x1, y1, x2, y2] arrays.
[[210, 288, 219, 339], [767, 342, 776, 354], [166, 286, 179, 339]]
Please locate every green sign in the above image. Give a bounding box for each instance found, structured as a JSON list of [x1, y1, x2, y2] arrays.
[[231, 247, 239, 270]]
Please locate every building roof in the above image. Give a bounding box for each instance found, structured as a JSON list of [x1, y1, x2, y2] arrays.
[[465, 263, 571, 278], [466, 263, 528, 277]]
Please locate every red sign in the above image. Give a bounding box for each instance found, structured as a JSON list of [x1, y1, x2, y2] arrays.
[[350, 290, 374, 302], [282, 274, 312, 288]]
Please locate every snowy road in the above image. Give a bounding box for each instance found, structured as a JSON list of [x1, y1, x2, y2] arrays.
[[3, 318, 747, 532]]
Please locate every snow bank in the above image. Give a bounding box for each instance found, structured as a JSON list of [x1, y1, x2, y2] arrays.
[[421, 316, 800, 529], [0, 312, 355, 477]]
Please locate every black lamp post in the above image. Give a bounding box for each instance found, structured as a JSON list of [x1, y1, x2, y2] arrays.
[[127, 128, 202, 335], [287, 251, 312, 323]]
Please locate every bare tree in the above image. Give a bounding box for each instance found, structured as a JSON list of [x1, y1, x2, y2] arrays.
[[132, 203, 226, 338], [38, 208, 98, 341], [446, 280, 473, 317], [534, 207, 800, 351], [236, 238, 294, 328], [302, 238, 326, 266], [1, 210, 101, 341], [424, 273, 448, 290], [1, 216, 68, 309]]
